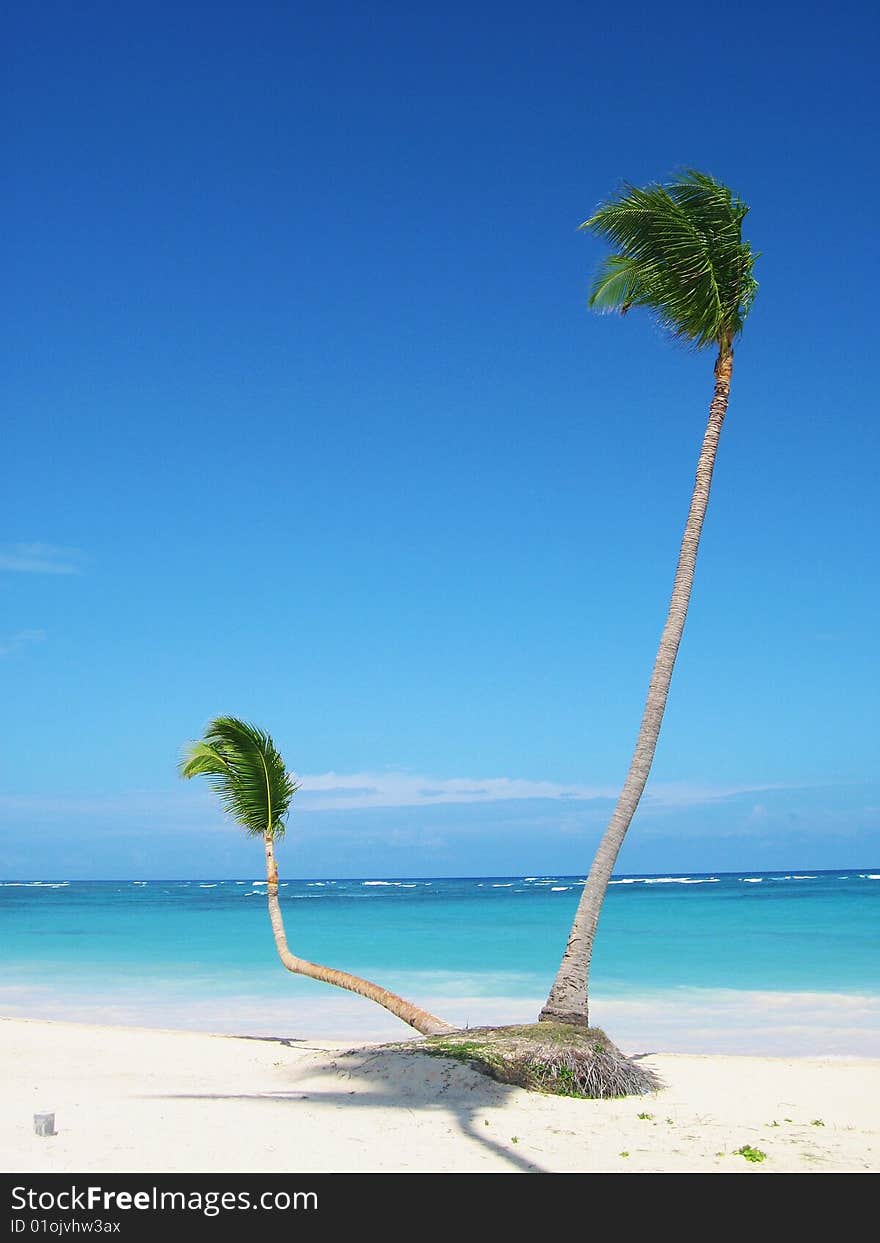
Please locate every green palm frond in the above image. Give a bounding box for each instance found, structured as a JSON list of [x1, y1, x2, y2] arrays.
[[588, 254, 647, 314], [179, 716, 299, 838], [582, 169, 758, 350]]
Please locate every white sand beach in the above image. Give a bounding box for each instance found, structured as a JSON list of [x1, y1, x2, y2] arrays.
[[2, 1017, 878, 1174]]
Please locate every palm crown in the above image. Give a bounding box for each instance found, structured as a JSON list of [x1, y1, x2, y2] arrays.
[[584, 169, 757, 352], [180, 716, 298, 838]]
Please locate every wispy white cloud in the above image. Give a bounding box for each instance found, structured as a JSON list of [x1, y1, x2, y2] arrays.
[[294, 770, 791, 812], [0, 774, 812, 826], [641, 781, 794, 809], [0, 543, 82, 575], [295, 771, 615, 810], [0, 629, 46, 658]]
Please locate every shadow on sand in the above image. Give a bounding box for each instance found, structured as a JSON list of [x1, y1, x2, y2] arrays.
[[156, 1042, 547, 1172]]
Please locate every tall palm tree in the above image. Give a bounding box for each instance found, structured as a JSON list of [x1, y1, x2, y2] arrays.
[[540, 171, 758, 1026], [180, 716, 454, 1036]]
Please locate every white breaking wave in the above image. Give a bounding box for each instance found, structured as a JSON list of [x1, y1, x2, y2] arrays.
[[741, 878, 763, 883], [643, 877, 719, 885], [608, 876, 719, 885], [550, 886, 570, 892], [0, 881, 69, 888]]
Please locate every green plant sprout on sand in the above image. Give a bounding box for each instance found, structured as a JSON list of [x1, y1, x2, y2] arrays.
[[734, 1145, 767, 1163]]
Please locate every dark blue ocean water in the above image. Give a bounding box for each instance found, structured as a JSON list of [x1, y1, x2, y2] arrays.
[[2, 871, 878, 1040]]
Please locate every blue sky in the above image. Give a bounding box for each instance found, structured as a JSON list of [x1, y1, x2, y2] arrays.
[[3, 1, 877, 878]]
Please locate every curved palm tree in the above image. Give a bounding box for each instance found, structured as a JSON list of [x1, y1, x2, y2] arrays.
[[180, 716, 454, 1036], [540, 171, 758, 1026]]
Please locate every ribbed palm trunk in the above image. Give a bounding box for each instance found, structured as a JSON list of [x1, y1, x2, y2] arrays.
[[263, 836, 455, 1036], [540, 350, 734, 1026]]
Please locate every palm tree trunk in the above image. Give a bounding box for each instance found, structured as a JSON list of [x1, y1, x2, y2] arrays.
[[540, 350, 734, 1027], [262, 836, 455, 1036]]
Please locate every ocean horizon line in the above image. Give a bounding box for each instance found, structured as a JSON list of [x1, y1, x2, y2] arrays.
[[3, 865, 879, 884]]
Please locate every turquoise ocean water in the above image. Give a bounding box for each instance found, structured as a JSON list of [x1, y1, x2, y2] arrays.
[[2, 871, 878, 1055]]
